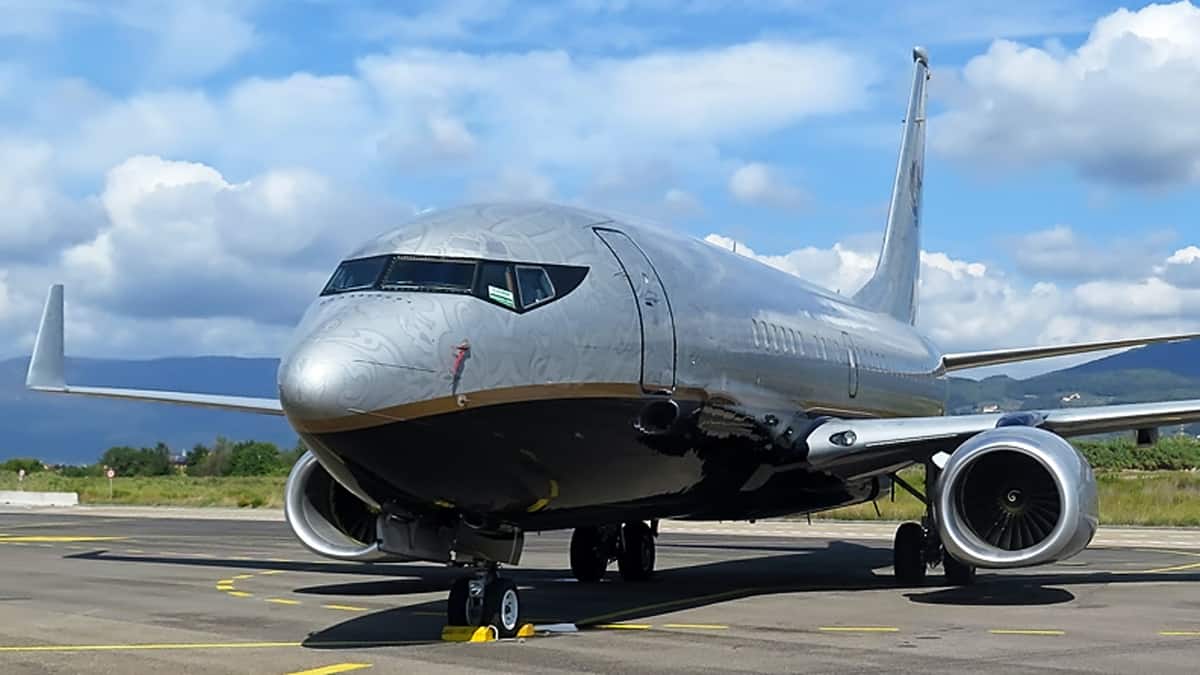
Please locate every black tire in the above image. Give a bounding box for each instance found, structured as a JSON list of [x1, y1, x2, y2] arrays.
[[482, 578, 522, 638], [447, 577, 481, 626], [942, 550, 976, 586], [618, 521, 655, 582], [570, 526, 609, 582], [893, 522, 927, 585]]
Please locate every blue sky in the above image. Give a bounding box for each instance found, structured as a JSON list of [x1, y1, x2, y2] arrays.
[[1, 0, 1197, 376]]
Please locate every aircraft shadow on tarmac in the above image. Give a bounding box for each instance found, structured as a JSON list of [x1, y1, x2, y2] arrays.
[[65, 542, 1200, 649]]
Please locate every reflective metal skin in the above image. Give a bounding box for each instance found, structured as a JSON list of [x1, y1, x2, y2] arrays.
[[24, 48, 1200, 592], [934, 426, 1098, 568], [275, 199, 945, 530]]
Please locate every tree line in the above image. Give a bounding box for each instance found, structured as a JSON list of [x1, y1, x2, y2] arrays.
[[2, 438, 306, 478], [5, 434, 1200, 479]]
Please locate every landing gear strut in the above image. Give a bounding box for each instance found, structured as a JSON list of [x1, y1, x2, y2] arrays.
[[890, 459, 976, 586], [569, 520, 657, 582], [447, 564, 523, 638]]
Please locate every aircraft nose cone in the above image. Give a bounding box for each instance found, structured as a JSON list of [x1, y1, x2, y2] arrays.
[[278, 340, 380, 423]]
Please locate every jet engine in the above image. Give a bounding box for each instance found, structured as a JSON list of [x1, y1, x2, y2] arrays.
[[934, 426, 1098, 569], [284, 451, 393, 561]]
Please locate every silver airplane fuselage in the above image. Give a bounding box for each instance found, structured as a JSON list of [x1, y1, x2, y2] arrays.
[[278, 202, 944, 530]]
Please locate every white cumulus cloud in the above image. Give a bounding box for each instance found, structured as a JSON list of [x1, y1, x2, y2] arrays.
[[936, 1, 1200, 186], [705, 230, 1200, 360], [728, 162, 806, 209]]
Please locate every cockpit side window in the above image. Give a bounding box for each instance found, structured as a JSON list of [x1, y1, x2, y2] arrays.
[[321, 256, 389, 295], [515, 265, 555, 308], [476, 262, 519, 309]]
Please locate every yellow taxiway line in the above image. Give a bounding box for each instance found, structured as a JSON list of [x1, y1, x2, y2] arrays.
[[818, 626, 900, 633], [989, 629, 1065, 636], [0, 535, 125, 543], [0, 641, 301, 653], [287, 663, 372, 675]]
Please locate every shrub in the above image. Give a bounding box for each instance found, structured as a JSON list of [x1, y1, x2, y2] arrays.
[[1075, 435, 1200, 471], [100, 443, 172, 477], [0, 458, 45, 474], [229, 441, 284, 476]]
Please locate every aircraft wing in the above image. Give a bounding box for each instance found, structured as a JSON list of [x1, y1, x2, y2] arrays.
[[939, 333, 1200, 372], [25, 285, 284, 416], [803, 400, 1200, 473]]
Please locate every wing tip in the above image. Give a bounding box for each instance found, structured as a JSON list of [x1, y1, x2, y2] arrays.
[[26, 283, 66, 390]]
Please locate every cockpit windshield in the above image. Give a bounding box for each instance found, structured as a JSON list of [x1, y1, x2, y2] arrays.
[[321, 254, 588, 312], [380, 258, 475, 293]]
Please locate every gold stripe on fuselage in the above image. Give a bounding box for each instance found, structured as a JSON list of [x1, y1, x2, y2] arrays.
[[288, 382, 709, 433]]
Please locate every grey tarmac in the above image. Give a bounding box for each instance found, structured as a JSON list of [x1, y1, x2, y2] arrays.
[[1, 511, 1199, 674]]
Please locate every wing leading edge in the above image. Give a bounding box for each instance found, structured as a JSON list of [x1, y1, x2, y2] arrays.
[[26, 284, 284, 416], [805, 399, 1200, 473]]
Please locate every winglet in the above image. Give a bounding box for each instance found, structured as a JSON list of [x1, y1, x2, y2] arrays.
[[26, 283, 65, 390]]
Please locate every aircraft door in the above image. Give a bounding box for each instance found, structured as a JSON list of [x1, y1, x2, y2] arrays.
[[842, 331, 860, 399], [594, 228, 677, 393]]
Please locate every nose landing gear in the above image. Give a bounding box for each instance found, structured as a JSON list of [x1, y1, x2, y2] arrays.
[[447, 564, 523, 638], [569, 520, 658, 582]]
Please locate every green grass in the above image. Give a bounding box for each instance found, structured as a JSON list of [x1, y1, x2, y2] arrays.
[[4, 469, 1200, 526], [821, 468, 1200, 527], [0, 472, 285, 508]]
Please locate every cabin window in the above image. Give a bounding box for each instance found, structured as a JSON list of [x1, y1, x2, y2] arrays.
[[321, 256, 390, 295], [516, 265, 556, 308], [751, 320, 761, 348]]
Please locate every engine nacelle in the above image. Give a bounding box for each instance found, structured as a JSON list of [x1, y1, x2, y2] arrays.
[[284, 451, 394, 561], [934, 426, 1098, 569]]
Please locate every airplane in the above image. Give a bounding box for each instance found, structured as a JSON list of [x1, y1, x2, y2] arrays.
[[24, 47, 1200, 637]]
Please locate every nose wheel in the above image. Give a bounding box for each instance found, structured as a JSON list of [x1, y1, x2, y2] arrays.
[[447, 566, 523, 638]]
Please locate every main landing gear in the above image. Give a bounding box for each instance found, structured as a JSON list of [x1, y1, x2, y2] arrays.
[[890, 460, 976, 587], [569, 520, 657, 582], [447, 564, 523, 638]]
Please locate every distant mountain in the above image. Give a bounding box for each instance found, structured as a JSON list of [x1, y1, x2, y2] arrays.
[[948, 340, 1200, 419], [0, 357, 291, 465], [5, 338, 1200, 464], [1058, 339, 1200, 379]]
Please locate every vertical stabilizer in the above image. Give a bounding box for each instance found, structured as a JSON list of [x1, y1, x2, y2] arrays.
[[27, 283, 65, 390], [854, 47, 930, 325]]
